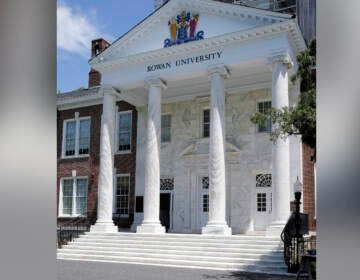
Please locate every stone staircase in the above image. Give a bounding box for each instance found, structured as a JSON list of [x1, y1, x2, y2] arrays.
[[57, 232, 288, 274]]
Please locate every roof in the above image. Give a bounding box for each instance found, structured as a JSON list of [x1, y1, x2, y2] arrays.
[[57, 87, 101, 101]]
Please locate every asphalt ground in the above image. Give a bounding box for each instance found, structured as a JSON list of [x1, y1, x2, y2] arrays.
[[57, 260, 296, 280]]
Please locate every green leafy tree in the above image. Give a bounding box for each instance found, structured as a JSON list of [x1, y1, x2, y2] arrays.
[[251, 40, 316, 160]]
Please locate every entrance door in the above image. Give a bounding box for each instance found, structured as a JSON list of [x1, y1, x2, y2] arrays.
[[160, 193, 171, 231], [254, 188, 272, 230], [199, 176, 209, 229], [254, 174, 273, 230]]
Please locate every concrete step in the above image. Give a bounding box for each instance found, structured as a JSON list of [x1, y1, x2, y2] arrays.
[[74, 238, 283, 249], [80, 234, 281, 245], [57, 232, 287, 274], [85, 232, 281, 241], [57, 252, 287, 274], [68, 239, 282, 254], [61, 246, 283, 260], [58, 249, 284, 264]]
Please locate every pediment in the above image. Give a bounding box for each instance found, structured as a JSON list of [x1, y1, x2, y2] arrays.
[[91, 0, 292, 64], [180, 139, 241, 160]]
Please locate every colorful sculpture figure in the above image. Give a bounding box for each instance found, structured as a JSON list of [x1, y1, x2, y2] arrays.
[[168, 17, 178, 42], [164, 11, 204, 48], [189, 14, 199, 38], [176, 11, 190, 42]]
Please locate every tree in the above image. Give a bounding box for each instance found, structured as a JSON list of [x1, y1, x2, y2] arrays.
[[251, 40, 316, 160]]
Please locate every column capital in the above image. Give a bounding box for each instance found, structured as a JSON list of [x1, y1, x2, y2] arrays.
[[100, 85, 121, 97], [207, 64, 230, 79], [144, 77, 167, 91], [267, 53, 294, 69]]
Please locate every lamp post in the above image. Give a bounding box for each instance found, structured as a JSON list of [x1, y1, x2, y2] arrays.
[[294, 176, 303, 271], [294, 176, 303, 237]]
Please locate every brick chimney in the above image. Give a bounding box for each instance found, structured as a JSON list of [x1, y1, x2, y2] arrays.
[[88, 38, 110, 88]]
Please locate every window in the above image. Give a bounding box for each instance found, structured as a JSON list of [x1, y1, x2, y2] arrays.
[[257, 101, 272, 132], [257, 193, 267, 212], [160, 177, 174, 191], [161, 114, 172, 142], [60, 177, 88, 216], [118, 112, 132, 152], [202, 177, 209, 189], [256, 174, 272, 188], [202, 176, 209, 212], [79, 119, 90, 155], [202, 109, 210, 137], [203, 194, 209, 212], [115, 175, 130, 217], [63, 116, 91, 157]]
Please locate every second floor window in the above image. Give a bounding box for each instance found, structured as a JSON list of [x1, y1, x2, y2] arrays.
[[63, 117, 91, 157], [257, 101, 272, 133], [118, 112, 132, 152], [161, 114, 171, 143], [202, 109, 210, 138]]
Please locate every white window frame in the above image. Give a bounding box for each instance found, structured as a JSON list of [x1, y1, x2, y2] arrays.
[[201, 108, 210, 138], [161, 114, 172, 143], [58, 176, 88, 217], [116, 110, 132, 154], [113, 174, 130, 218], [62, 113, 91, 158], [256, 100, 272, 133]]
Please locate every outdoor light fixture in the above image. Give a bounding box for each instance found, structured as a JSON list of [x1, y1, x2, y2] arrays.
[[294, 176, 303, 202], [294, 176, 303, 238]]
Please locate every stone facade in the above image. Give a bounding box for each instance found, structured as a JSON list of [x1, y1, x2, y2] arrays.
[[132, 88, 302, 234]]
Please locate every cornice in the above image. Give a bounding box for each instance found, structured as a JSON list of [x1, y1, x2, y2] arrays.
[[90, 20, 305, 73]]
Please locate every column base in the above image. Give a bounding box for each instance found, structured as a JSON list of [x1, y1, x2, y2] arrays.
[[266, 220, 287, 237], [90, 221, 118, 233], [201, 223, 232, 235], [136, 222, 165, 234]]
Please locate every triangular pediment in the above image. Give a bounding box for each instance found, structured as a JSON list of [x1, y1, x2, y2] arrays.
[[90, 0, 292, 63], [180, 140, 241, 159]]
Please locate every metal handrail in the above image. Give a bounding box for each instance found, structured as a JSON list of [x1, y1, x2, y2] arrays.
[[57, 212, 96, 248], [281, 212, 315, 273]]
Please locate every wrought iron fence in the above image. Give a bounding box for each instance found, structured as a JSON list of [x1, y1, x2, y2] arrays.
[[281, 213, 316, 273], [57, 212, 97, 248]]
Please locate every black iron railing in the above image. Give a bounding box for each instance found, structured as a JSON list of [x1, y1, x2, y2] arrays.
[[281, 212, 315, 273], [57, 212, 96, 248]]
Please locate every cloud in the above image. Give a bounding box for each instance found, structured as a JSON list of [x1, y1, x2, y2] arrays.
[[57, 2, 113, 58]]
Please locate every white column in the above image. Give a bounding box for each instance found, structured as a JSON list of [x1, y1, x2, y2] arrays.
[[202, 65, 232, 235], [136, 78, 166, 234], [91, 86, 118, 233], [266, 54, 293, 236]]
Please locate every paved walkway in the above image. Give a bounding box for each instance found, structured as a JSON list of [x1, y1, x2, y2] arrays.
[[57, 260, 296, 280]]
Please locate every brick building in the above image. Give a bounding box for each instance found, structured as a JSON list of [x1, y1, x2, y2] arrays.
[[57, 39, 138, 228]]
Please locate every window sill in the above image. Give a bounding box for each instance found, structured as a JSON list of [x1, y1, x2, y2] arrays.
[[115, 151, 132, 155], [58, 215, 87, 218], [113, 215, 129, 218], [61, 155, 90, 160]]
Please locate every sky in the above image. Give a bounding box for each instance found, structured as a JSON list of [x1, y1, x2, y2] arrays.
[[57, 0, 155, 93]]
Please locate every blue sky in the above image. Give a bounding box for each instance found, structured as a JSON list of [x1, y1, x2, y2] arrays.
[[57, 0, 155, 93]]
